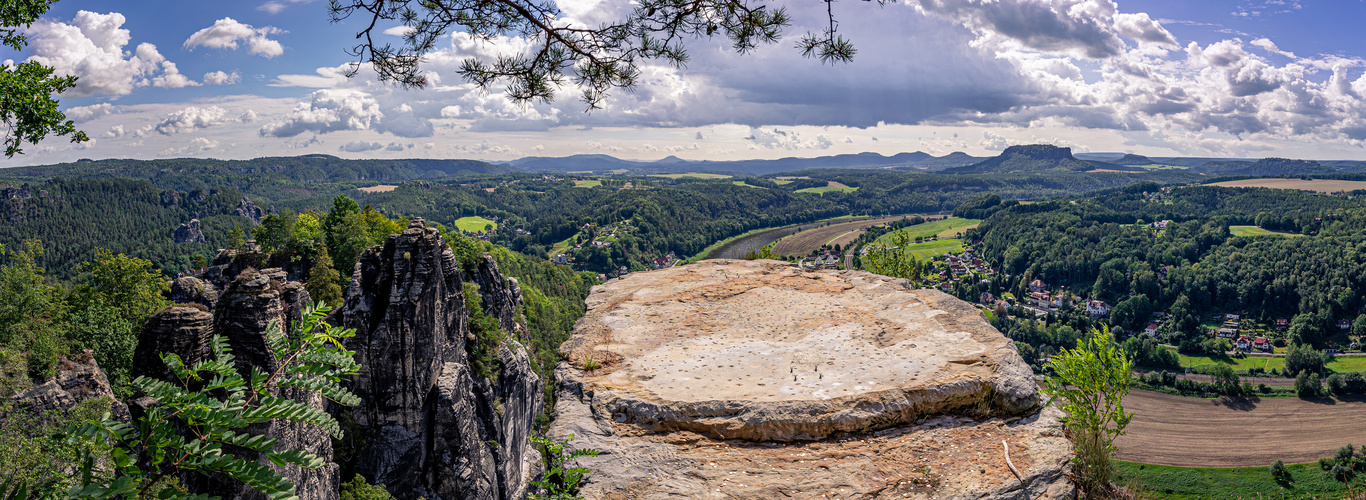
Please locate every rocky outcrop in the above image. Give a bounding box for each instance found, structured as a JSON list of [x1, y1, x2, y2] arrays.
[[13, 351, 130, 421], [169, 276, 219, 309], [174, 219, 207, 244], [549, 259, 1073, 499], [339, 218, 541, 500], [133, 270, 338, 500], [235, 197, 265, 224]]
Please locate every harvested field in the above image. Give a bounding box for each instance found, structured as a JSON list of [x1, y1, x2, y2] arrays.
[[770, 216, 911, 256], [1212, 178, 1366, 193], [1115, 389, 1366, 467], [795, 180, 857, 194], [358, 184, 398, 193], [648, 172, 731, 179]]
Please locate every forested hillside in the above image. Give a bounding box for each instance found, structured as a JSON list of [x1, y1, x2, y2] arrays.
[[961, 184, 1366, 348]]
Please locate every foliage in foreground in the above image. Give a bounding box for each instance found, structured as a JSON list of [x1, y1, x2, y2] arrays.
[[1042, 327, 1134, 497], [64, 303, 361, 500], [529, 434, 600, 500]]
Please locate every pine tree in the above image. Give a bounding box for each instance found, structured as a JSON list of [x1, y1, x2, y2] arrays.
[[306, 243, 344, 307]]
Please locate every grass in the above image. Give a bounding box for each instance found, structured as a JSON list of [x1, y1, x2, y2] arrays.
[[795, 184, 858, 194], [896, 239, 965, 261], [872, 217, 982, 246], [454, 216, 498, 233], [573, 180, 601, 188], [732, 180, 761, 188], [774, 180, 794, 185], [648, 172, 731, 179], [1114, 461, 1350, 499], [1230, 225, 1303, 237], [1174, 350, 1366, 373]]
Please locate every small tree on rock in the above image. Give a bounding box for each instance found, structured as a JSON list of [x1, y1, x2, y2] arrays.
[[1042, 326, 1134, 497]]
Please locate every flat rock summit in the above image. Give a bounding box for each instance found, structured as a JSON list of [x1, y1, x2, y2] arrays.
[[550, 259, 1072, 499]]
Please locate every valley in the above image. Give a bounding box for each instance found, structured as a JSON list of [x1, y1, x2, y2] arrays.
[[7, 145, 1366, 499]]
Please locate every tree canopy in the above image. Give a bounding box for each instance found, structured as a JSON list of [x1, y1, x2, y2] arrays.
[[1, 0, 88, 157]]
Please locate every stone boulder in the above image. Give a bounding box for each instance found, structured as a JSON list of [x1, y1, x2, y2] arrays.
[[13, 351, 130, 422], [169, 276, 218, 309], [339, 218, 542, 500], [549, 259, 1073, 499]]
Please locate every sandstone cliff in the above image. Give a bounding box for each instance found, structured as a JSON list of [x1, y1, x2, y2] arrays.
[[174, 219, 207, 244], [134, 269, 338, 500], [549, 260, 1073, 499], [11, 351, 129, 421], [132, 220, 543, 500], [339, 218, 541, 500]]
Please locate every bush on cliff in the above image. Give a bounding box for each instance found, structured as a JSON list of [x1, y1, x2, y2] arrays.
[[1043, 326, 1134, 497]]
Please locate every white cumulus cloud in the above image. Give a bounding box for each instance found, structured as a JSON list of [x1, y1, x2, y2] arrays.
[[184, 18, 285, 58], [155, 105, 232, 135], [204, 70, 242, 85], [259, 89, 384, 137], [23, 11, 187, 96]]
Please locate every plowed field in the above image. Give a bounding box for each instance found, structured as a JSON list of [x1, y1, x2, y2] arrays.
[[1115, 389, 1366, 466], [771, 216, 919, 256]]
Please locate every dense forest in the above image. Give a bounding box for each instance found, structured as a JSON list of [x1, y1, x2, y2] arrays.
[[955, 184, 1366, 350]]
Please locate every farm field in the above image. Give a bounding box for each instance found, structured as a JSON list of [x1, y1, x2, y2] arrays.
[[453, 216, 498, 233], [358, 184, 398, 193], [731, 181, 761, 188], [795, 181, 858, 194], [1176, 350, 1366, 373], [1115, 389, 1366, 467], [1114, 461, 1347, 499], [573, 179, 601, 188], [1212, 178, 1366, 193], [648, 172, 731, 179], [894, 239, 964, 261], [871, 217, 981, 245], [770, 216, 915, 256], [1230, 225, 1302, 237]]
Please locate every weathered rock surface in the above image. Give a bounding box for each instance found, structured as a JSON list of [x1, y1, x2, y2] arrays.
[[13, 351, 130, 421], [340, 218, 541, 500], [549, 259, 1072, 499], [169, 276, 218, 308], [133, 269, 338, 500], [174, 218, 207, 243], [235, 197, 265, 224]]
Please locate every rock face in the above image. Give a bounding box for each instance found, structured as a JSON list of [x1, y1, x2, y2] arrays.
[[339, 218, 541, 500], [174, 218, 207, 243], [13, 351, 130, 421], [169, 276, 219, 309], [133, 269, 339, 500], [235, 197, 265, 224], [549, 259, 1072, 499]]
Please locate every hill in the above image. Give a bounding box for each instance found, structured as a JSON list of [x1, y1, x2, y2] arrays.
[[0, 155, 512, 197], [502, 151, 985, 175], [942, 144, 1107, 174], [1114, 154, 1157, 166], [1201, 158, 1337, 175]]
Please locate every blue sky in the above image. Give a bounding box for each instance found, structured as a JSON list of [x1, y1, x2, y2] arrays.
[[5, 0, 1366, 165]]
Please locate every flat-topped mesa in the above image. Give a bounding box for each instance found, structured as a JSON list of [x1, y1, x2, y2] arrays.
[[557, 259, 1039, 442]]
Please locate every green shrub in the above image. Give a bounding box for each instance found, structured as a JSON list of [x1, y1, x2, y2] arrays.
[[339, 475, 395, 500]]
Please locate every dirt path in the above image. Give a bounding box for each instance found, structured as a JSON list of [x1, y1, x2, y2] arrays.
[[1115, 389, 1366, 466]]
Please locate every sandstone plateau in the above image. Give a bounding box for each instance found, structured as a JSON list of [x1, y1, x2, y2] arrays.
[[549, 259, 1072, 499]]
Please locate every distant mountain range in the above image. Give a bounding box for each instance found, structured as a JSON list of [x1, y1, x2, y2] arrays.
[[501, 146, 1366, 177], [500, 151, 986, 175]]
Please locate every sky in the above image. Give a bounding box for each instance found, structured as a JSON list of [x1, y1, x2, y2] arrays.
[[5, 0, 1366, 166]]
